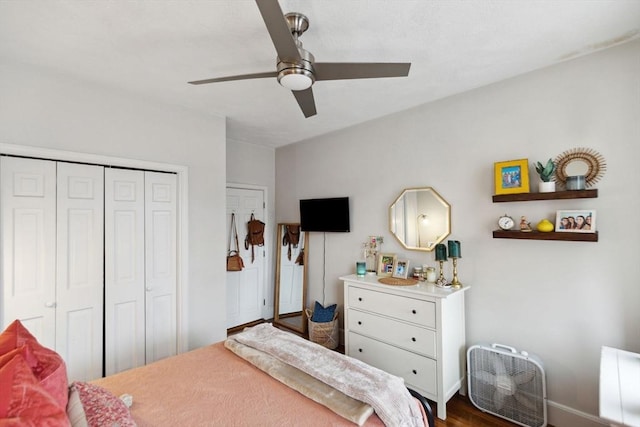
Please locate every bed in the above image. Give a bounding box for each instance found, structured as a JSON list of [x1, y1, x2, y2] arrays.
[[93, 323, 435, 426], [1, 320, 434, 426]]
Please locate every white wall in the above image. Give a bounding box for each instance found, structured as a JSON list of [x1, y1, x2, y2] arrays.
[[275, 40, 640, 426], [0, 62, 228, 349], [226, 139, 276, 315]]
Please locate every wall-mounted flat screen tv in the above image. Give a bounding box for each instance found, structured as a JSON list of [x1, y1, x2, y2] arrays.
[[300, 197, 350, 232]]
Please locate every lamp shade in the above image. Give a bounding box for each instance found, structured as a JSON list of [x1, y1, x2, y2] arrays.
[[435, 244, 447, 261]]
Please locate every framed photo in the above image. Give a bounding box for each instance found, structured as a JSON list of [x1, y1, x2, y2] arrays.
[[555, 210, 596, 233], [376, 253, 397, 277], [392, 259, 410, 279], [494, 159, 530, 195]]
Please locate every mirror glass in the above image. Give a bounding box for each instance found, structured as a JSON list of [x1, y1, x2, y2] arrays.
[[389, 187, 451, 251], [273, 223, 308, 334], [563, 159, 590, 177]]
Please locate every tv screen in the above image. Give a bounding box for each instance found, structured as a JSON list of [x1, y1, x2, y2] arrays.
[[300, 197, 350, 232]]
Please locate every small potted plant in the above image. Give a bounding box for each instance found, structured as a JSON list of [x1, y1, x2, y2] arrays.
[[535, 158, 556, 193]]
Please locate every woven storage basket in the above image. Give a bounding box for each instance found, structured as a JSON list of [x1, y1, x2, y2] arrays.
[[305, 308, 339, 350]]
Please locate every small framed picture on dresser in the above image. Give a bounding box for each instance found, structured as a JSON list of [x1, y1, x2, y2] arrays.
[[392, 259, 410, 279], [376, 253, 397, 277]]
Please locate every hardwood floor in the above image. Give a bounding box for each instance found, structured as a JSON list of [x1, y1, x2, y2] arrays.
[[432, 394, 526, 426]]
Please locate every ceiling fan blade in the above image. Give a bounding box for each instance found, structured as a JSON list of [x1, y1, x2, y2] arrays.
[[255, 0, 301, 63], [314, 62, 411, 81], [292, 88, 317, 118], [188, 71, 277, 85]]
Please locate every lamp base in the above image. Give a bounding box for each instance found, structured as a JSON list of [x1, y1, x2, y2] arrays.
[[450, 257, 463, 289]]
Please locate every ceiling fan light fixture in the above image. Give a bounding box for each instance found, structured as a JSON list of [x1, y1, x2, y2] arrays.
[[189, 1, 411, 117], [278, 68, 314, 91]]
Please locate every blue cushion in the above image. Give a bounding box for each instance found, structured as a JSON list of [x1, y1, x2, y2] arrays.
[[311, 301, 337, 323]]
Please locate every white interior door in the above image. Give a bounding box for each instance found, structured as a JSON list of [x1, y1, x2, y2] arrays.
[[55, 162, 104, 382], [226, 187, 265, 329], [0, 156, 57, 348], [145, 171, 177, 363], [104, 168, 145, 376]]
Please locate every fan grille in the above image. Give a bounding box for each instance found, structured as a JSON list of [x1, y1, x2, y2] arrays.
[[468, 345, 547, 427]]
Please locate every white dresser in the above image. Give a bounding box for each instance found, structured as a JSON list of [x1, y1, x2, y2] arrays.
[[600, 346, 640, 427], [341, 274, 469, 420]]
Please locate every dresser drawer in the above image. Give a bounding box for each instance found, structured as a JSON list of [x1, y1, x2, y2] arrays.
[[348, 286, 436, 328], [348, 332, 437, 397], [347, 309, 436, 358]]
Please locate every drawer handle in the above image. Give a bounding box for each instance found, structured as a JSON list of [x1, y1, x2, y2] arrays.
[[358, 297, 363, 301], [411, 337, 416, 342], [412, 309, 417, 314], [358, 348, 363, 353], [358, 321, 362, 325], [412, 369, 417, 375]]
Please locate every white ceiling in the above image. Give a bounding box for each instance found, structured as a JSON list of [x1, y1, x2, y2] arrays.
[[1, 1, 639, 148]]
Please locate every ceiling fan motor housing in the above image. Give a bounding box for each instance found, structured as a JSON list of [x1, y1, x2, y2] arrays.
[[277, 12, 315, 90], [277, 47, 315, 90]]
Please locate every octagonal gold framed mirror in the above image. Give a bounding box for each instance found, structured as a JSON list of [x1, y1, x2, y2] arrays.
[[389, 187, 451, 251]]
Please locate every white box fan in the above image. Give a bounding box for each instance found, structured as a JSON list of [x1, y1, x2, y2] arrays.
[[467, 343, 547, 427]]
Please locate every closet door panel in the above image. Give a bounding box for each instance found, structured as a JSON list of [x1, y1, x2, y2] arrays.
[[145, 172, 177, 363], [56, 162, 104, 381], [1, 157, 56, 348], [104, 169, 145, 375], [63, 308, 98, 382]]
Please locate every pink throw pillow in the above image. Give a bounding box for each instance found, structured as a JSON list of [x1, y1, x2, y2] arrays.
[[73, 381, 136, 427], [0, 320, 69, 411], [0, 353, 69, 426]]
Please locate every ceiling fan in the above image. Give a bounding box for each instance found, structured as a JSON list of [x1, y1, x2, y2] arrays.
[[188, 0, 411, 118]]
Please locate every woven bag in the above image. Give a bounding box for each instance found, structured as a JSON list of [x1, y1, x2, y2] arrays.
[[305, 308, 339, 350]]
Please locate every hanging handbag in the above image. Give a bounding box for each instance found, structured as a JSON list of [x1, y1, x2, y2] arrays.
[[282, 224, 301, 261], [244, 213, 265, 263], [227, 213, 244, 271], [295, 248, 304, 266]]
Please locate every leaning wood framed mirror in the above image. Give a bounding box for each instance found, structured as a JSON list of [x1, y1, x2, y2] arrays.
[[273, 223, 308, 334]]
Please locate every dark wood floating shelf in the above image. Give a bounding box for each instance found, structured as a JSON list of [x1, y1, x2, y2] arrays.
[[492, 189, 598, 203], [493, 230, 599, 242]]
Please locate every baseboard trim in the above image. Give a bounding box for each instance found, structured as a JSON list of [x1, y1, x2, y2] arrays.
[[547, 400, 608, 427]]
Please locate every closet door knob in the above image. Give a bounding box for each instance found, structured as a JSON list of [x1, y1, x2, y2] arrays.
[[146, 287, 152, 291], [45, 302, 57, 308]]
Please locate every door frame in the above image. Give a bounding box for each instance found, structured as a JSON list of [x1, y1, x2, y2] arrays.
[[226, 182, 272, 321], [0, 143, 189, 353]]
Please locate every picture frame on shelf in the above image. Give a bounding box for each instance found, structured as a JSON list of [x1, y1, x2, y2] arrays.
[[392, 259, 410, 279], [494, 159, 530, 195], [376, 253, 397, 277], [555, 209, 596, 233]]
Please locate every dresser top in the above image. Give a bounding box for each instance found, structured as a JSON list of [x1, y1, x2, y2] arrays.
[[340, 274, 469, 298]]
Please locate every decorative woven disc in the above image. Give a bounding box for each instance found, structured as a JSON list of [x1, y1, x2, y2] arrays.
[[554, 147, 606, 189], [378, 277, 418, 286]]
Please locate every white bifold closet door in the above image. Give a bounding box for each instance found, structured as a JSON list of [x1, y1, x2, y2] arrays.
[[1, 157, 57, 348], [1, 157, 104, 382], [104, 169, 177, 376]]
